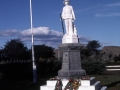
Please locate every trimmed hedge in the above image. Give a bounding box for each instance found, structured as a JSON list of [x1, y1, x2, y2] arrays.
[[0, 62, 33, 80], [82, 60, 105, 75], [0, 59, 106, 80], [105, 62, 120, 65]]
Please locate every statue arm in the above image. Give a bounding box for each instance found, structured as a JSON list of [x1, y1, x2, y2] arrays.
[[61, 8, 64, 19], [71, 6, 75, 20]]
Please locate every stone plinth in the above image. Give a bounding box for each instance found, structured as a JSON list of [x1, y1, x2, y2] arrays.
[[62, 35, 79, 43], [40, 77, 107, 90], [58, 43, 86, 79]]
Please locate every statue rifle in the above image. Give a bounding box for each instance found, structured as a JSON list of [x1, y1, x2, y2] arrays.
[[60, 13, 64, 35]]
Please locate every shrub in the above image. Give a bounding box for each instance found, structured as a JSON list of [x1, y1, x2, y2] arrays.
[[0, 72, 3, 79], [82, 60, 105, 75], [114, 55, 120, 62], [37, 60, 61, 77]]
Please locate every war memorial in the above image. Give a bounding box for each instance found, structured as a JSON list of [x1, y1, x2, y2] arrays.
[[40, 0, 107, 90]]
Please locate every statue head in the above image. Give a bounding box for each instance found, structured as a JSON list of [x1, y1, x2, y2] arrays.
[[63, 0, 70, 5]]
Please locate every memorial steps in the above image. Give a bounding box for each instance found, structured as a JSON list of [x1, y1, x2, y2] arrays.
[[40, 77, 107, 90]]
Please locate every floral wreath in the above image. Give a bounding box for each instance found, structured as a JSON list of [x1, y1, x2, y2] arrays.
[[50, 76, 90, 90]]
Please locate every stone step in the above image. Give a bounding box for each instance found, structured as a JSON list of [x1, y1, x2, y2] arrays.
[[40, 77, 107, 90], [47, 80, 69, 86], [77, 81, 101, 90], [47, 77, 96, 86], [40, 80, 101, 90], [100, 86, 107, 90], [40, 85, 54, 90], [81, 77, 96, 86], [92, 81, 101, 90]]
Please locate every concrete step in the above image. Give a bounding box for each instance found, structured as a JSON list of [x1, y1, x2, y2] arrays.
[[79, 81, 101, 90], [47, 80, 74, 87], [90, 77, 96, 85], [40, 77, 107, 90], [40, 85, 53, 90], [46, 77, 96, 86], [100, 86, 107, 90], [92, 81, 101, 90], [41, 80, 101, 90], [81, 77, 96, 86]]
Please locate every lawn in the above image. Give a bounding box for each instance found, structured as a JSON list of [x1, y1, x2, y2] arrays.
[[91, 75, 120, 90], [0, 62, 120, 90], [0, 74, 120, 90]]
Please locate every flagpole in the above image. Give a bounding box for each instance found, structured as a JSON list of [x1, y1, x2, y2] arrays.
[[30, 0, 37, 83]]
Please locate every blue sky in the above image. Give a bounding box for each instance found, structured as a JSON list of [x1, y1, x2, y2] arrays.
[[0, 0, 120, 48]]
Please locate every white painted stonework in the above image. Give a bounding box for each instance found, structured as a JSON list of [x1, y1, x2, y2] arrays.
[[40, 0, 107, 90], [61, 0, 79, 44], [61, 1, 75, 36], [62, 34, 79, 43], [40, 77, 107, 90]]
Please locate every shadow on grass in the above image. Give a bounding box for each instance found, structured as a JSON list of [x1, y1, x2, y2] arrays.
[[105, 81, 120, 89], [0, 62, 60, 90], [0, 78, 46, 90]]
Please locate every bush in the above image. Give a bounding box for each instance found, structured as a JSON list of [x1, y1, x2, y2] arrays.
[[37, 60, 61, 78], [114, 55, 120, 62], [82, 60, 105, 75], [0, 62, 33, 81], [0, 72, 3, 79], [105, 62, 120, 65]]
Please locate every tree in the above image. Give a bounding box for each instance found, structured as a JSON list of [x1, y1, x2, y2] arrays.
[[34, 44, 55, 60], [0, 49, 2, 62], [81, 40, 102, 60], [1, 38, 30, 61], [80, 47, 91, 59], [87, 40, 101, 55], [87, 40, 101, 49]]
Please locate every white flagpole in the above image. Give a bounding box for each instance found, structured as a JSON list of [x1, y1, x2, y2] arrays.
[[30, 0, 37, 83]]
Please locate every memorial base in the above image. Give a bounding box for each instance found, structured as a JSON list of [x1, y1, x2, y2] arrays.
[[40, 77, 107, 90], [58, 43, 86, 78], [58, 69, 86, 79]]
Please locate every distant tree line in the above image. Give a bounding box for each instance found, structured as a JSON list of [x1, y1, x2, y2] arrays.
[[80, 40, 103, 60], [0, 38, 55, 62], [0, 38, 107, 79], [0, 38, 105, 62]]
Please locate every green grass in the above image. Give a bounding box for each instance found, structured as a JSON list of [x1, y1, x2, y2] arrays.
[[0, 62, 120, 90], [90, 75, 120, 90]]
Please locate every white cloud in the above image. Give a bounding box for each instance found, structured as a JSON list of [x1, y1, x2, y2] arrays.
[[20, 27, 62, 37], [106, 2, 120, 7], [95, 13, 120, 17], [19, 27, 63, 48], [102, 42, 112, 45], [0, 29, 19, 36], [79, 36, 91, 43], [0, 27, 91, 48]]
